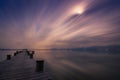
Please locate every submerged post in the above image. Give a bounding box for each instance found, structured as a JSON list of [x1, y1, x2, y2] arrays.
[[7, 55, 11, 60], [36, 60, 44, 72]]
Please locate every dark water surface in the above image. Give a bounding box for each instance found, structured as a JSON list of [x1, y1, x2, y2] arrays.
[[0, 50, 120, 80]]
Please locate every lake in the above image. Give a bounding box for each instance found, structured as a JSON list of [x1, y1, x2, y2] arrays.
[[0, 50, 120, 80]]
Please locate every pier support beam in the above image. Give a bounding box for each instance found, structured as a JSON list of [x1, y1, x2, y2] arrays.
[[7, 55, 11, 60], [30, 54, 33, 59], [32, 51, 35, 54], [14, 52, 17, 56], [26, 51, 30, 55], [36, 60, 44, 72]]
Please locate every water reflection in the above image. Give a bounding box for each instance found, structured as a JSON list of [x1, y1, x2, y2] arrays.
[[34, 50, 120, 80], [0, 50, 120, 80]]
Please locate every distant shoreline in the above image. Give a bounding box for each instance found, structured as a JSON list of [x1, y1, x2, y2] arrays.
[[0, 45, 120, 53]]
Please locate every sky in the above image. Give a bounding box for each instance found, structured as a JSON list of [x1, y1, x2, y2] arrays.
[[0, 0, 120, 49]]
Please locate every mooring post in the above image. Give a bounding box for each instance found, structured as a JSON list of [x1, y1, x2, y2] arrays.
[[16, 51, 18, 55], [32, 51, 35, 54], [14, 52, 17, 56], [30, 54, 33, 59], [7, 55, 11, 60], [26, 51, 30, 55], [36, 60, 44, 72]]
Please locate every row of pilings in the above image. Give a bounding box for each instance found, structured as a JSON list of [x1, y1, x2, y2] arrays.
[[6, 50, 44, 73]]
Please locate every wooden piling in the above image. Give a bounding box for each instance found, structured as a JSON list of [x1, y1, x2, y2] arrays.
[[36, 60, 44, 72], [30, 54, 33, 59], [6, 55, 11, 60], [14, 52, 16, 56], [32, 51, 35, 54]]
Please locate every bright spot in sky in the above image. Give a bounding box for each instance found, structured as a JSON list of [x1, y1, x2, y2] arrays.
[[72, 5, 85, 15], [77, 9, 83, 14], [75, 7, 84, 14], [0, 0, 120, 49]]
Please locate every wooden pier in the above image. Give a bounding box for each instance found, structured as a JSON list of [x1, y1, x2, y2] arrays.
[[0, 50, 52, 80]]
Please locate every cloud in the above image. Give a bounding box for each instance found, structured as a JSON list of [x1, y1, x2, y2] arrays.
[[0, 0, 120, 48]]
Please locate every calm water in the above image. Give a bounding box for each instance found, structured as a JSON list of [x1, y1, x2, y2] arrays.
[[0, 50, 120, 80]]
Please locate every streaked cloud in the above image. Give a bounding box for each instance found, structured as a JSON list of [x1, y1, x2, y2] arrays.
[[0, 0, 120, 48]]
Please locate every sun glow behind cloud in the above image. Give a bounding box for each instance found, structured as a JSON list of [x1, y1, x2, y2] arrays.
[[71, 3, 86, 15], [0, 0, 120, 49]]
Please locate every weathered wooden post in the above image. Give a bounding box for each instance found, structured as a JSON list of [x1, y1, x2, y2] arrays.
[[16, 51, 18, 54], [29, 51, 35, 59], [26, 51, 30, 55], [14, 52, 17, 56], [30, 54, 33, 59], [32, 51, 35, 54], [7, 55, 11, 60], [36, 60, 44, 72]]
